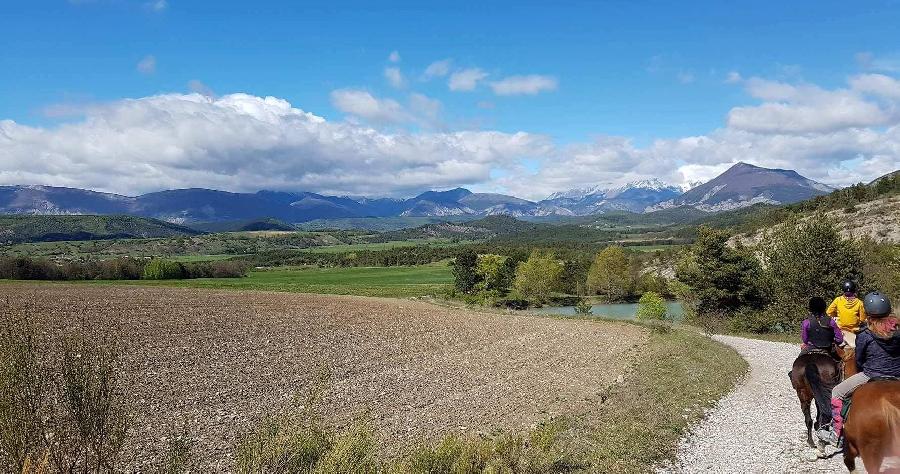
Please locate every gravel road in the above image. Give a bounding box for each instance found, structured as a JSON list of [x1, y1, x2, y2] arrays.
[[664, 335, 851, 473]]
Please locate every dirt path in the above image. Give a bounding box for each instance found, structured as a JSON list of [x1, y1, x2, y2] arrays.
[[663, 335, 850, 473], [3, 283, 646, 472]]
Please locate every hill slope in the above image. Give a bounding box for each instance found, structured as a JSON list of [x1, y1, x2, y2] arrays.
[[0, 215, 201, 243], [650, 162, 832, 212]]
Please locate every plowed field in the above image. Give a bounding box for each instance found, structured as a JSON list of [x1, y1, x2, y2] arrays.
[[2, 283, 646, 471]]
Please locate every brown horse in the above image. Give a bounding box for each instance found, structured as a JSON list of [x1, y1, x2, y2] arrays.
[[790, 349, 846, 454], [843, 379, 900, 472]]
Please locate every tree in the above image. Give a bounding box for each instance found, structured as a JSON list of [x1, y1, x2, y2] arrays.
[[675, 226, 763, 318], [586, 246, 631, 301], [450, 250, 480, 294], [763, 216, 864, 327], [475, 254, 508, 292], [636, 292, 668, 321], [513, 251, 564, 304]]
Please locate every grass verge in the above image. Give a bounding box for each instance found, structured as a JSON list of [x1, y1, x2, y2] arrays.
[[582, 326, 747, 472]]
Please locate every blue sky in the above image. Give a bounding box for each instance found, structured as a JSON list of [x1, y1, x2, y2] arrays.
[[2, 1, 900, 199]]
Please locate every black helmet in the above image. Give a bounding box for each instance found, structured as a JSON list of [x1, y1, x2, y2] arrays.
[[863, 291, 892, 317], [842, 280, 858, 294]]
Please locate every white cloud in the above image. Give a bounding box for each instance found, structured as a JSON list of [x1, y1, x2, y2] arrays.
[[727, 77, 892, 134], [388, 50, 401, 63], [408, 93, 442, 127], [136, 55, 156, 75], [145, 0, 167, 12], [383, 67, 406, 89], [725, 71, 742, 84], [489, 75, 558, 96], [0, 93, 548, 197], [423, 59, 452, 80], [448, 68, 488, 91], [330, 89, 409, 124], [187, 80, 215, 97], [850, 73, 900, 100]]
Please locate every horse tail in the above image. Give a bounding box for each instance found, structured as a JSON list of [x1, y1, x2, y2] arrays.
[[805, 361, 833, 422], [882, 395, 900, 451]]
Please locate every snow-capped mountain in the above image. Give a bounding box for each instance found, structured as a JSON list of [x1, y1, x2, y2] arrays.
[[542, 178, 683, 214]]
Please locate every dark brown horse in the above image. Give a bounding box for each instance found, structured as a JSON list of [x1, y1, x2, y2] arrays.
[[790, 348, 848, 455], [843, 379, 900, 472]]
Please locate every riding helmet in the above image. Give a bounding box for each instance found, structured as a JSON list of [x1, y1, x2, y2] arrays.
[[841, 280, 858, 294], [863, 291, 892, 317]]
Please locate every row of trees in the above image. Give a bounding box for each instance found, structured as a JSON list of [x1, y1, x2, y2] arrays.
[[0, 256, 249, 281], [675, 217, 896, 332], [451, 250, 564, 305], [450, 244, 675, 306]]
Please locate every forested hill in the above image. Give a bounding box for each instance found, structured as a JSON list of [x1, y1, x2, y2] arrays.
[[0, 215, 201, 243]]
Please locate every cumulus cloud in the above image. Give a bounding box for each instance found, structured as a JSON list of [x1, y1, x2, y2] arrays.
[[489, 75, 558, 96], [850, 73, 900, 100], [0, 93, 549, 197], [388, 50, 401, 63], [383, 67, 406, 89], [136, 55, 156, 75], [448, 68, 488, 91], [423, 59, 452, 80], [330, 89, 409, 124], [727, 77, 893, 134]]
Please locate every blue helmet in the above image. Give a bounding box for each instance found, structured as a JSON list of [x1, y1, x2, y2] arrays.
[[863, 291, 892, 317]]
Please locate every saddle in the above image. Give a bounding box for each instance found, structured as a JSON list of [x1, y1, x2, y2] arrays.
[[842, 377, 900, 421]]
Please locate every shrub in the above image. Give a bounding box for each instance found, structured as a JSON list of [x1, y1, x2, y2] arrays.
[[636, 292, 667, 321], [142, 259, 185, 280], [0, 310, 128, 473], [0, 316, 50, 472], [574, 299, 593, 315], [235, 414, 332, 474], [313, 424, 377, 474]]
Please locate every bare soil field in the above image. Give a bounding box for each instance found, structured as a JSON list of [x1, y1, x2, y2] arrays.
[[2, 283, 646, 471]]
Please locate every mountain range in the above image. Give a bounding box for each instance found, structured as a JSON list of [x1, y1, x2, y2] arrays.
[[0, 162, 835, 223]]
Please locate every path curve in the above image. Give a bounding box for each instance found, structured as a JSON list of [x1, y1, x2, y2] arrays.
[[662, 335, 850, 473]]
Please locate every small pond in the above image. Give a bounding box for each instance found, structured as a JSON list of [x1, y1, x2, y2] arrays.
[[531, 301, 684, 321]]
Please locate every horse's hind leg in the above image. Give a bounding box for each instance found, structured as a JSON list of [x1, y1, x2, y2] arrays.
[[801, 396, 815, 448]]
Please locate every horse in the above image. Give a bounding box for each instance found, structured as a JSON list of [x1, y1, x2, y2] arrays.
[[790, 347, 849, 455], [842, 375, 900, 472]]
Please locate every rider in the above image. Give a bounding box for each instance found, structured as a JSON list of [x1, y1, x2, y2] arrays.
[[801, 296, 843, 355], [827, 280, 867, 348], [818, 291, 900, 446]]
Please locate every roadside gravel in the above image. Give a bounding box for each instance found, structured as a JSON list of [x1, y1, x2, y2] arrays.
[[663, 335, 850, 473]]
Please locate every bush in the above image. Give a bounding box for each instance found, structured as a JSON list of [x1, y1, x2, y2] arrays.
[[574, 299, 593, 315], [142, 259, 185, 280], [0, 311, 128, 473], [636, 292, 667, 321]]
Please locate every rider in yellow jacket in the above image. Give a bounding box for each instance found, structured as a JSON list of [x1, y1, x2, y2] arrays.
[[828, 280, 867, 347]]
